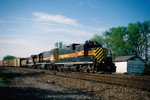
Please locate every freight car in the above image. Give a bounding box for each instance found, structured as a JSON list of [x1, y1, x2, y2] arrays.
[[21, 59, 28, 67], [1, 58, 27, 67], [28, 41, 116, 73], [3, 60, 9, 66], [0, 61, 4, 66], [16, 58, 27, 67]]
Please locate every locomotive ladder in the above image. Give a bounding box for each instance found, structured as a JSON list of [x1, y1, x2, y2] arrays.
[[53, 49, 59, 63]]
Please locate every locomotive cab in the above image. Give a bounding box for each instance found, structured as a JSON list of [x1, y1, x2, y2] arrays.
[[84, 41, 116, 73], [84, 41, 102, 55]]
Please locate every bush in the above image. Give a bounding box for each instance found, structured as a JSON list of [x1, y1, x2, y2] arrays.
[[144, 64, 150, 75]]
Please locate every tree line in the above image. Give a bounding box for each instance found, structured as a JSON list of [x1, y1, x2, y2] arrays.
[[3, 55, 16, 61], [92, 20, 150, 65]]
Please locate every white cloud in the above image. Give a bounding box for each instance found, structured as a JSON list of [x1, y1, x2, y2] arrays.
[[33, 12, 80, 26], [39, 27, 92, 37]]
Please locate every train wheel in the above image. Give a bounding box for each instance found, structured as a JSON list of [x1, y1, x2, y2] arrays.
[[93, 66, 97, 73], [76, 65, 80, 72], [34, 66, 37, 69], [82, 65, 88, 73], [61, 65, 65, 72], [45, 64, 51, 70], [48, 65, 52, 70], [37, 65, 40, 69], [57, 66, 61, 72], [83, 68, 87, 73], [87, 65, 91, 73], [79, 65, 83, 72]]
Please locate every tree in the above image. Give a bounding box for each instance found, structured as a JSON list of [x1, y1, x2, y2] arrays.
[[142, 21, 150, 65], [109, 27, 128, 57], [127, 22, 143, 57], [127, 21, 150, 63], [95, 20, 150, 60], [55, 41, 66, 49], [91, 34, 104, 45], [55, 42, 59, 48], [3, 55, 16, 61], [102, 30, 114, 57], [91, 33, 114, 56]]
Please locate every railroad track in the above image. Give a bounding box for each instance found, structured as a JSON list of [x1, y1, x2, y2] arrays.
[[71, 72, 150, 81], [5, 67, 150, 91], [52, 72, 150, 90]]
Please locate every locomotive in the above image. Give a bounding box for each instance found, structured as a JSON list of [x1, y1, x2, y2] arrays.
[[28, 40, 116, 73]]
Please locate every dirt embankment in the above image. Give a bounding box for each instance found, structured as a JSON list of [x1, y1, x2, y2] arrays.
[[1, 67, 150, 100], [0, 67, 93, 99]]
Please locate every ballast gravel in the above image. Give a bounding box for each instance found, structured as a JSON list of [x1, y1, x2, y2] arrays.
[[0, 67, 93, 99], [1, 67, 150, 100]]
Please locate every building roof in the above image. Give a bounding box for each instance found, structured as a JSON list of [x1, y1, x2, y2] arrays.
[[114, 55, 136, 62]]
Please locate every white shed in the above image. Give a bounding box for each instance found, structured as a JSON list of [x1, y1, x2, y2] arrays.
[[114, 56, 145, 74]]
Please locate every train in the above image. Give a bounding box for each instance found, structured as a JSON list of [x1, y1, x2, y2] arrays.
[[0, 58, 27, 67], [0, 40, 116, 73]]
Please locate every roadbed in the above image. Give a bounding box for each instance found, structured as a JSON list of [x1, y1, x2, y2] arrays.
[[0, 67, 93, 99], [0, 67, 150, 100]]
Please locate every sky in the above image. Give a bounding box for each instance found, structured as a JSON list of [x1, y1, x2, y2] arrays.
[[0, 0, 150, 60]]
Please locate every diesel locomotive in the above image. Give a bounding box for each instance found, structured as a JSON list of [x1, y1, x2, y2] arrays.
[[28, 41, 116, 73]]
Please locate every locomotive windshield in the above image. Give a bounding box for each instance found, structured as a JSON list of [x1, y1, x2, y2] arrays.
[[84, 41, 102, 50]]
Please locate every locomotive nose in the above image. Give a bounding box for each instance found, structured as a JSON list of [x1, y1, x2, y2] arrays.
[[94, 47, 106, 63]]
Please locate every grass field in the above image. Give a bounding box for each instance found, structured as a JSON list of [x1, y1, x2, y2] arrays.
[[0, 77, 4, 87], [0, 68, 11, 87]]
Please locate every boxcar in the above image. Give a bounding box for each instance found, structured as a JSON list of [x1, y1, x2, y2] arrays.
[[21, 59, 27, 67], [13, 59, 17, 67], [8, 60, 12, 67], [3, 60, 9, 66], [0, 61, 4, 66], [12, 59, 15, 67]]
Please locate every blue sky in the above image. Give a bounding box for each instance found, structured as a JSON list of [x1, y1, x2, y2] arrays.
[[0, 0, 150, 60]]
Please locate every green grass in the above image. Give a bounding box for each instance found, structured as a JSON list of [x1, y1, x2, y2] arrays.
[[0, 69, 12, 87], [0, 77, 4, 87], [2, 69, 11, 74]]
